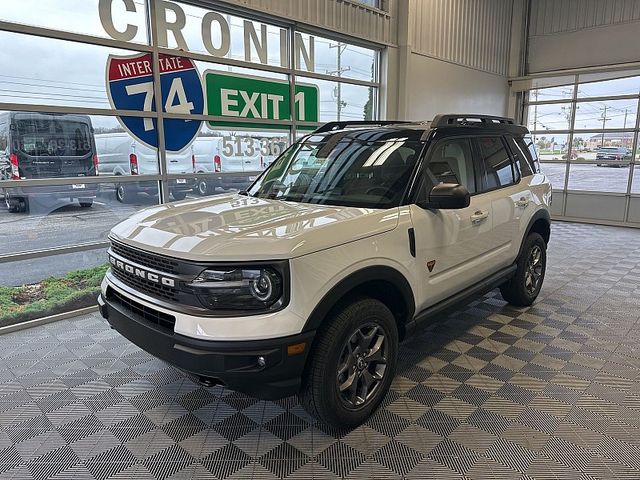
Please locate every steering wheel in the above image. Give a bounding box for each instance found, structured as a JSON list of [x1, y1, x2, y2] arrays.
[[260, 179, 288, 198], [365, 186, 392, 198]]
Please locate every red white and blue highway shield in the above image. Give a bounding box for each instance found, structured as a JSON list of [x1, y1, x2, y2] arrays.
[[106, 52, 204, 152]]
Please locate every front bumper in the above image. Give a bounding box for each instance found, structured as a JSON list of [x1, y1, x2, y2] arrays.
[[98, 292, 314, 400]]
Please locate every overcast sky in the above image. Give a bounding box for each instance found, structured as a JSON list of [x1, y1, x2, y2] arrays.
[[1, 0, 639, 133], [0, 0, 376, 130]]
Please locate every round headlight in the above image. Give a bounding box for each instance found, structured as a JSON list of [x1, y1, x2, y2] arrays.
[[250, 271, 275, 301], [188, 266, 284, 310]]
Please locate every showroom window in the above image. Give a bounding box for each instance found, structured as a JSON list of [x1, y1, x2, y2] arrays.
[[524, 73, 640, 224], [0, 0, 381, 327]]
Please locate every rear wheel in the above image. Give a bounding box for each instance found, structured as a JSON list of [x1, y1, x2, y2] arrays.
[[500, 232, 546, 306], [79, 199, 93, 208], [5, 195, 27, 213], [299, 297, 398, 428], [197, 178, 212, 196], [171, 191, 188, 201], [116, 184, 132, 203]]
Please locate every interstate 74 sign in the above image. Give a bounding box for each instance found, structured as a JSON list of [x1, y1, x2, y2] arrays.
[[106, 53, 204, 152]]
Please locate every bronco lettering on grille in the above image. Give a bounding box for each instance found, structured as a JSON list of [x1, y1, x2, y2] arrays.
[[109, 255, 176, 287]]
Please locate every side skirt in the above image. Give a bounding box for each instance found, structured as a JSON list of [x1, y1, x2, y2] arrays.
[[405, 264, 517, 335]]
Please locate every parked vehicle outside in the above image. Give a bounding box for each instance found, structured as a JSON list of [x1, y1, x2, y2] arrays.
[[0, 112, 98, 212], [596, 146, 631, 167], [193, 134, 287, 196], [95, 132, 196, 203]]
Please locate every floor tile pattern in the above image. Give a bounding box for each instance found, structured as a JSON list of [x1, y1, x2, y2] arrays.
[[1, 221, 640, 479]]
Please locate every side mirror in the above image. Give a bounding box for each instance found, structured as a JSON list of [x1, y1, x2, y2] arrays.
[[419, 183, 470, 209]]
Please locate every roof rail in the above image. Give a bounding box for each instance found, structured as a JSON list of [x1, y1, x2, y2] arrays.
[[431, 114, 515, 128], [312, 120, 411, 134]]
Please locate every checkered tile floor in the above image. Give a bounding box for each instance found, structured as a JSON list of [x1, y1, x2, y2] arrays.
[[1, 221, 640, 479]]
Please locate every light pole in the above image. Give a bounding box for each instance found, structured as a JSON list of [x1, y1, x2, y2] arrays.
[[533, 89, 539, 132], [600, 105, 611, 147], [328, 42, 350, 120]]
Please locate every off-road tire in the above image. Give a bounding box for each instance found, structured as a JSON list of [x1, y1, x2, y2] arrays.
[[299, 297, 398, 429], [500, 232, 546, 306]]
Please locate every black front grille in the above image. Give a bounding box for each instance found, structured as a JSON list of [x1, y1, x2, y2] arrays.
[[111, 241, 179, 274], [111, 267, 177, 302], [107, 287, 176, 332]]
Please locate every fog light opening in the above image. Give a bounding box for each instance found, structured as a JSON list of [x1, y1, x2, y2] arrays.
[[257, 356, 267, 369]]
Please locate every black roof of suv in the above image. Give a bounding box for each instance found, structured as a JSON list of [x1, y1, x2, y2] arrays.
[[309, 114, 529, 142]]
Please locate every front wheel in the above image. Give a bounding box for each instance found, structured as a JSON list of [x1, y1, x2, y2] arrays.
[[299, 297, 398, 429], [500, 232, 547, 306]]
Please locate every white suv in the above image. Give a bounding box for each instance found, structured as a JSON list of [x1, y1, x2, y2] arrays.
[[98, 115, 552, 428]]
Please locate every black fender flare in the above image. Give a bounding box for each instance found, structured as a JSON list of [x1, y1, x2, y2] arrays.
[[302, 265, 416, 333], [518, 208, 551, 258]]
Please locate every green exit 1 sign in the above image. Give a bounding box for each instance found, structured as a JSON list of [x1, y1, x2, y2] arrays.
[[204, 70, 319, 130]]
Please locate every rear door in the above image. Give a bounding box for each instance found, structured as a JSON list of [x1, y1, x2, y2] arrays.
[[0, 117, 8, 180], [473, 135, 524, 267], [220, 135, 246, 173], [410, 135, 497, 306], [14, 115, 94, 178]]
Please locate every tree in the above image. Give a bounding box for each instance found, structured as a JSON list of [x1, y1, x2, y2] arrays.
[[363, 63, 374, 120]]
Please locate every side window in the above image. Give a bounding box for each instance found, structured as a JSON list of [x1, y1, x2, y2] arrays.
[[475, 136, 515, 191], [0, 122, 7, 152], [425, 137, 476, 194], [517, 135, 541, 173], [506, 135, 533, 177]]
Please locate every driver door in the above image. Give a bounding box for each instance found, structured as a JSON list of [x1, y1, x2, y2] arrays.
[[409, 135, 497, 309]]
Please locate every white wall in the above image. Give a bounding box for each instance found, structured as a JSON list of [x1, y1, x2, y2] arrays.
[[386, 0, 519, 120], [528, 0, 640, 73], [404, 54, 510, 120], [529, 21, 640, 73]]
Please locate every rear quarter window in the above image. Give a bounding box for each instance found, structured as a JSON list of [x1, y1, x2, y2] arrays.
[[516, 135, 541, 173], [506, 135, 534, 177]]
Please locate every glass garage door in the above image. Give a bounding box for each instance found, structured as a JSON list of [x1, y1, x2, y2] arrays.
[[524, 73, 640, 226]]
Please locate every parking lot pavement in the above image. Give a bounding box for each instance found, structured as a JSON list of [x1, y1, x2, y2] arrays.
[[0, 189, 204, 287], [541, 162, 634, 192]]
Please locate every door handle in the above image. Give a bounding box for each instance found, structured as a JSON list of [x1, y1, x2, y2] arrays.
[[470, 210, 489, 224], [515, 197, 530, 208]]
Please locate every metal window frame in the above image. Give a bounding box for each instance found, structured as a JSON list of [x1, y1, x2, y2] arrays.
[[0, 0, 383, 263]]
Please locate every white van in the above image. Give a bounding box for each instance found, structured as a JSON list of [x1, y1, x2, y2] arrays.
[[192, 135, 285, 195], [95, 133, 196, 203]]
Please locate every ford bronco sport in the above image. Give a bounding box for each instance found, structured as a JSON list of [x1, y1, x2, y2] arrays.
[[98, 114, 552, 428]]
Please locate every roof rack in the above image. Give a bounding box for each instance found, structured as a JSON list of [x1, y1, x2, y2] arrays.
[[312, 120, 411, 134], [431, 114, 515, 128]]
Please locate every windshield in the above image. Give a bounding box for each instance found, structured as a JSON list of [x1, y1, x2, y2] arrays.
[[16, 118, 92, 157], [247, 136, 423, 208]]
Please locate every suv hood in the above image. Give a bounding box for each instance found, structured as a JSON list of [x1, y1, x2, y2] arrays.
[[109, 194, 399, 261]]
